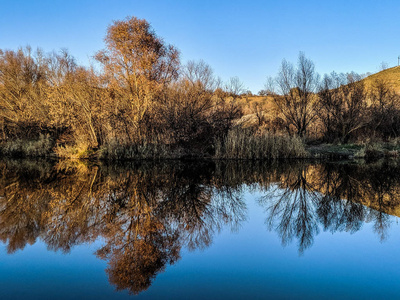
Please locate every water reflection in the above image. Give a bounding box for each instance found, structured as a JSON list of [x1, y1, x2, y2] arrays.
[[0, 159, 399, 294], [260, 161, 400, 253]]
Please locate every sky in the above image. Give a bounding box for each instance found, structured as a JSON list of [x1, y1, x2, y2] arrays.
[[1, 0, 400, 93]]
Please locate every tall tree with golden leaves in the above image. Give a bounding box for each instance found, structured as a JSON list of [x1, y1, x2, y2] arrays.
[[95, 16, 180, 140]]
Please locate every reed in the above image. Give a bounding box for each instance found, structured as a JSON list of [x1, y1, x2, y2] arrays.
[[214, 128, 308, 160], [98, 139, 171, 160]]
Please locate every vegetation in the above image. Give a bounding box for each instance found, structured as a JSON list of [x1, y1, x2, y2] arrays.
[[0, 17, 243, 160], [1, 15, 400, 160], [272, 52, 319, 137], [214, 127, 307, 160]]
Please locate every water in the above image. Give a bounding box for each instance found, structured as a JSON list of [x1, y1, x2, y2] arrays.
[[0, 159, 400, 299]]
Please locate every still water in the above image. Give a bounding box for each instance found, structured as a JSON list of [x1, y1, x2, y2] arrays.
[[1, 159, 400, 299]]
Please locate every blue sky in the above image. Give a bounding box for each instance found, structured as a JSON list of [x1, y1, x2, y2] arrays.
[[1, 0, 399, 92]]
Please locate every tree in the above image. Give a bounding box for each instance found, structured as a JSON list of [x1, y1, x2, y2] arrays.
[[272, 52, 319, 137], [183, 59, 217, 92], [0, 47, 51, 139], [95, 16, 180, 140], [317, 72, 367, 143], [379, 61, 389, 71], [225, 76, 245, 99], [368, 78, 400, 139], [251, 102, 266, 126]]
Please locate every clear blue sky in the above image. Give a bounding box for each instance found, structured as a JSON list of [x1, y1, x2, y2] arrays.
[[1, 0, 399, 93]]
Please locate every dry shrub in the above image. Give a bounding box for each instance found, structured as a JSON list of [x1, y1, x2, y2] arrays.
[[54, 144, 91, 159]]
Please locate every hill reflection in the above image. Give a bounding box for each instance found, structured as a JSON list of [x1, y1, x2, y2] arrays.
[[0, 159, 399, 294]]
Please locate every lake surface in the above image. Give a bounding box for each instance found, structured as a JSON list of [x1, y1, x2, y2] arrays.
[[1, 159, 400, 299]]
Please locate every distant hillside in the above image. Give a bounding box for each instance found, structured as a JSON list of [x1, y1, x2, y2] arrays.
[[363, 66, 400, 94], [236, 66, 400, 127]]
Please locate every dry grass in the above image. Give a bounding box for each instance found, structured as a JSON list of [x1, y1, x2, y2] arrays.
[[214, 127, 308, 160], [235, 95, 274, 114], [54, 143, 95, 159], [363, 66, 400, 94]]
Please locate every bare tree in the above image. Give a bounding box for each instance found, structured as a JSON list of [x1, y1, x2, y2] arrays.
[[250, 102, 266, 126], [379, 61, 389, 71], [369, 78, 400, 138], [183, 59, 217, 92], [317, 72, 367, 143], [225, 76, 245, 98], [272, 52, 319, 137], [263, 76, 276, 95], [0, 47, 51, 138]]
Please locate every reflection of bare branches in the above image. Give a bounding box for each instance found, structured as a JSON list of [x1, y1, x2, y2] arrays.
[[258, 161, 400, 254], [260, 165, 320, 254], [0, 159, 400, 293], [213, 187, 247, 233], [370, 211, 391, 242]]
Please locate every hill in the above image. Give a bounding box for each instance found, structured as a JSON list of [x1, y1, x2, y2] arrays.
[[363, 65, 400, 94], [236, 66, 400, 127]]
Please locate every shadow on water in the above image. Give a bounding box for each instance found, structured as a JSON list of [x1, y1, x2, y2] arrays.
[[0, 159, 400, 294]]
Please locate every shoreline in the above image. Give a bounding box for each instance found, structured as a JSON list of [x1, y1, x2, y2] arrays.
[[0, 141, 398, 162]]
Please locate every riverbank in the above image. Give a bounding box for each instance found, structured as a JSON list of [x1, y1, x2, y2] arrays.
[[307, 142, 400, 160], [0, 129, 308, 161], [1, 133, 400, 162]]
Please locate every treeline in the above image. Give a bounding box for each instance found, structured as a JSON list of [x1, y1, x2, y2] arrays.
[[263, 53, 400, 144], [0, 17, 250, 159], [1, 16, 399, 160]]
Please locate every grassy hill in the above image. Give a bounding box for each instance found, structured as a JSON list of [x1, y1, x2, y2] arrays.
[[363, 66, 400, 94], [236, 66, 400, 127]]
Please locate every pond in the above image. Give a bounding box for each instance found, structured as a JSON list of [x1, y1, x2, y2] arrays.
[[1, 159, 400, 299]]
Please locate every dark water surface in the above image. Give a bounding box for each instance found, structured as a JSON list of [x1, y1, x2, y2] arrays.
[[1, 159, 400, 299]]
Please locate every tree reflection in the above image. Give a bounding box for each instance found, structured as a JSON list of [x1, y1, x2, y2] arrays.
[[0, 159, 400, 293], [260, 164, 320, 254], [259, 161, 400, 253], [0, 160, 248, 295]]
